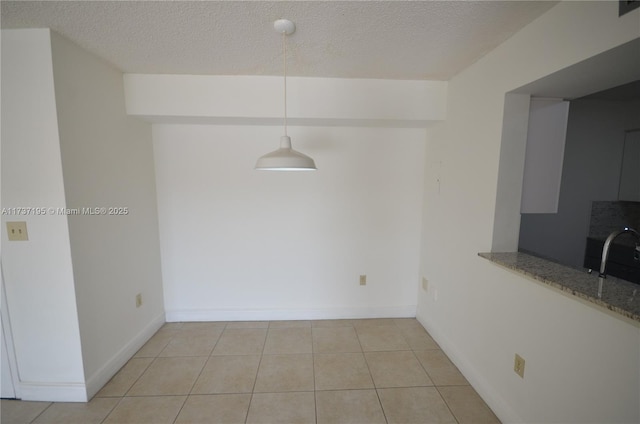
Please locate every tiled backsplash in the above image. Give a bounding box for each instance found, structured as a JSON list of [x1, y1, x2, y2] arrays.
[[588, 201, 640, 243]]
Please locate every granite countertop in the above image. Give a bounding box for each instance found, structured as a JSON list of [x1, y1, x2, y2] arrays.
[[478, 252, 640, 324]]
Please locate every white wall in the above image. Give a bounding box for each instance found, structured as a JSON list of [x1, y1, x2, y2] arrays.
[[417, 2, 640, 423], [1, 29, 86, 401], [125, 74, 446, 125], [49, 32, 165, 398], [154, 124, 425, 320]]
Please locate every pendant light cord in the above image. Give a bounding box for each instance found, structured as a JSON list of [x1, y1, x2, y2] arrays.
[[283, 29, 288, 137]]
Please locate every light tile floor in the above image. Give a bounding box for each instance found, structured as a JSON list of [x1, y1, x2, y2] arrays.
[[1, 318, 500, 424]]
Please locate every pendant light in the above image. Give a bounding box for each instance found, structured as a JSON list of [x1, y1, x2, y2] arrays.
[[255, 19, 317, 171]]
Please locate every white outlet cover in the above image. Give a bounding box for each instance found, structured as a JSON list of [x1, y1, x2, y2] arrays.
[[6, 221, 28, 241]]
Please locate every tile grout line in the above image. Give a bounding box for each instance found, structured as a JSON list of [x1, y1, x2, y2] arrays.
[[434, 385, 461, 424], [98, 397, 123, 424], [355, 322, 390, 424], [98, 335, 166, 424], [310, 325, 318, 424], [410, 322, 460, 424], [169, 324, 226, 424], [406, 322, 463, 424], [243, 323, 269, 424], [26, 401, 52, 424]]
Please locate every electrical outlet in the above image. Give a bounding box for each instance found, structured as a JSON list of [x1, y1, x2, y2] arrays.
[[514, 353, 525, 378], [6, 221, 28, 241], [422, 277, 428, 291], [359, 275, 367, 285], [136, 293, 143, 308]]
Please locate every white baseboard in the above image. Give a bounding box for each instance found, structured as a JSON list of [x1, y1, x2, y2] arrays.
[[166, 305, 417, 322], [19, 381, 88, 402], [415, 311, 522, 424], [84, 312, 165, 400], [15, 313, 165, 402]]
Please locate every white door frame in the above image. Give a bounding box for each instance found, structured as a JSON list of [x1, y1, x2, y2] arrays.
[[1, 261, 21, 399]]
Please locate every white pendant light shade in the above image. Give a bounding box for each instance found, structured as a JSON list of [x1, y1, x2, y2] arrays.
[[255, 136, 317, 171], [255, 19, 317, 171]]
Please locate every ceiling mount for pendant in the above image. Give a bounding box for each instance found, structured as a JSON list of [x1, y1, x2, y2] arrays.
[[255, 18, 316, 172], [274, 19, 295, 35]]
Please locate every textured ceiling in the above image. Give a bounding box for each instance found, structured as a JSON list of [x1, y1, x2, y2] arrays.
[[1, 1, 558, 80]]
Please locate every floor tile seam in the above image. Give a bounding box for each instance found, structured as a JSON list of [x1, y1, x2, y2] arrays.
[[244, 324, 269, 424], [361, 348, 414, 353], [98, 395, 129, 424], [371, 378, 390, 424], [409, 349, 436, 386], [356, 334, 389, 424], [158, 352, 216, 358], [412, 350, 466, 387], [433, 385, 463, 424], [219, 326, 264, 335], [376, 385, 460, 424], [352, 325, 398, 337], [154, 339, 172, 358], [23, 401, 53, 424], [374, 383, 442, 391], [396, 326, 421, 350], [311, 351, 367, 358], [262, 349, 314, 355], [120, 393, 201, 398], [208, 327, 224, 355], [314, 387, 380, 393], [225, 322, 269, 330], [411, 347, 443, 354], [260, 352, 313, 357], [121, 355, 159, 397], [93, 394, 123, 399], [96, 399, 121, 424], [314, 383, 376, 392], [251, 389, 316, 394], [168, 393, 189, 424], [313, 349, 363, 354], [310, 323, 356, 329], [185, 355, 212, 397], [210, 352, 266, 357], [311, 348, 318, 424], [186, 389, 256, 396], [154, 354, 210, 361], [398, 326, 414, 350], [433, 383, 472, 387], [352, 324, 367, 354], [186, 392, 253, 398]]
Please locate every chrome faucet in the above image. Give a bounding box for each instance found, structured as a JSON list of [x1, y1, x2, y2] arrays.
[[598, 227, 640, 278]]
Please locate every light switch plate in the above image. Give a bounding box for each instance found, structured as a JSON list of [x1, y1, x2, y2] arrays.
[[6, 221, 28, 241]]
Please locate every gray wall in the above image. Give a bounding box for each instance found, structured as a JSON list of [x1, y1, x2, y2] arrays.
[[519, 98, 640, 268]]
